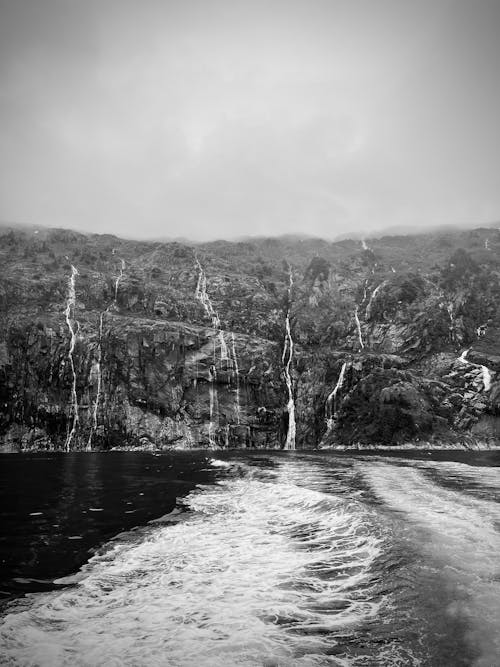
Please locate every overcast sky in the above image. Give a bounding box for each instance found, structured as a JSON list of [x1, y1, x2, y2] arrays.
[[1, 0, 500, 241]]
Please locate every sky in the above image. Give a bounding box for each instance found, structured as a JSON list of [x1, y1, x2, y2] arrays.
[[1, 0, 500, 241]]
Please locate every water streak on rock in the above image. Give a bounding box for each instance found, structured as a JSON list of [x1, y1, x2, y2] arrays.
[[482, 366, 492, 392], [208, 365, 218, 447], [231, 332, 241, 424], [354, 306, 364, 349], [282, 268, 296, 450], [64, 265, 79, 451], [365, 281, 386, 320], [114, 258, 126, 303], [326, 361, 348, 430], [87, 312, 105, 451]]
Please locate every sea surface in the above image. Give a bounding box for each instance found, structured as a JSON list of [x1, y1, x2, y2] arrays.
[[1, 450, 500, 666]]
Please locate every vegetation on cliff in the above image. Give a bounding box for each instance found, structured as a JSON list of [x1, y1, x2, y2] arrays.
[[1, 224, 500, 450]]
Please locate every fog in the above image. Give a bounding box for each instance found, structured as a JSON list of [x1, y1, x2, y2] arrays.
[[1, 0, 500, 241]]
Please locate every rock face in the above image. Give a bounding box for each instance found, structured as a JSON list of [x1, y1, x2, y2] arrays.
[[1, 224, 500, 450]]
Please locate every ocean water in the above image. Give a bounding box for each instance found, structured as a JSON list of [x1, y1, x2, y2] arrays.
[[1, 450, 500, 666]]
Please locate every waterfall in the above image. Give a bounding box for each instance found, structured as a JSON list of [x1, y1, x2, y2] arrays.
[[87, 312, 104, 451], [354, 307, 365, 349], [458, 349, 493, 392], [218, 330, 229, 363], [282, 268, 296, 450], [231, 332, 241, 424], [64, 265, 79, 451], [482, 366, 492, 391], [195, 257, 231, 444], [194, 257, 221, 330], [361, 239, 369, 251], [485, 238, 489, 250], [325, 362, 348, 430], [365, 282, 385, 320], [208, 365, 218, 447], [391, 266, 396, 273], [114, 258, 126, 302], [362, 280, 368, 303]]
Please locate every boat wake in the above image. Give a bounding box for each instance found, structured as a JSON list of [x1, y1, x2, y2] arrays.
[[363, 460, 500, 667], [1, 462, 391, 667]]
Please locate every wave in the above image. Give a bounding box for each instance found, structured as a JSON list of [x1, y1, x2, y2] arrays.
[[363, 461, 500, 667]]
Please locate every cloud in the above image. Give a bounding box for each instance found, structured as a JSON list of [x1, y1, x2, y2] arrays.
[[1, 0, 500, 239]]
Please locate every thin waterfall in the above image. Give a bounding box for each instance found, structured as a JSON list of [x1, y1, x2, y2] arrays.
[[325, 362, 348, 430], [218, 330, 229, 363], [365, 282, 386, 319], [194, 257, 221, 329], [458, 349, 470, 364], [64, 265, 79, 451], [194, 257, 225, 444], [231, 332, 241, 424], [458, 348, 493, 392], [354, 306, 365, 349], [282, 268, 296, 450], [208, 365, 218, 447], [114, 258, 126, 303], [362, 280, 368, 303], [482, 366, 492, 391], [87, 311, 104, 451]]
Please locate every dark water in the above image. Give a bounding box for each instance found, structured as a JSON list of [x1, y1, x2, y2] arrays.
[[0, 451, 218, 599], [1, 450, 500, 666]]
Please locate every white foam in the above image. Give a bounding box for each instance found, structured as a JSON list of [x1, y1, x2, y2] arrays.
[[363, 461, 500, 666], [208, 458, 231, 468]]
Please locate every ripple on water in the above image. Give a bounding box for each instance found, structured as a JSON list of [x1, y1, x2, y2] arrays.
[[363, 461, 500, 667]]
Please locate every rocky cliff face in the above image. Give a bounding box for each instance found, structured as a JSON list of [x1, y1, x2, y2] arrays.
[[1, 225, 500, 450]]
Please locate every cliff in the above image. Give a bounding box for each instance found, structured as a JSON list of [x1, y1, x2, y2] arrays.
[[1, 225, 500, 450]]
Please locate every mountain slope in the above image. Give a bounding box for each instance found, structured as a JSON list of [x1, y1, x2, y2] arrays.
[[1, 224, 500, 450]]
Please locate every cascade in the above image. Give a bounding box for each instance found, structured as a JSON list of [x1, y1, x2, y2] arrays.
[[361, 239, 369, 251], [354, 306, 365, 349], [282, 268, 296, 450], [447, 304, 455, 340], [458, 349, 493, 392], [485, 238, 489, 250], [391, 266, 396, 273], [365, 281, 386, 319], [194, 257, 221, 329], [87, 312, 104, 451], [458, 349, 470, 364], [362, 280, 368, 303], [218, 330, 229, 363], [231, 332, 241, 424], [114, 258, 126, 302], [194, 258, 226, 442], [64, 265, 80, 451], [325, 362, 348, 430], [482, 366, 492, 391], [208, 365, 218, 447]]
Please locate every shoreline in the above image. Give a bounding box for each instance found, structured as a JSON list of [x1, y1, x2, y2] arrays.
[[2, 442, 500, 454]]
